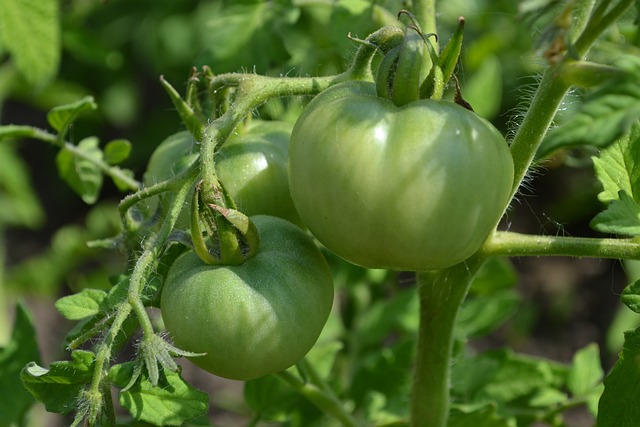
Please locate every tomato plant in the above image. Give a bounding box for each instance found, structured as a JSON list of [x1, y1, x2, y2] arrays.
[[144, 120, 300, 228], [289, 80, 514, 271], [161, 215, 333, 381], [3, 1, 640, 427]]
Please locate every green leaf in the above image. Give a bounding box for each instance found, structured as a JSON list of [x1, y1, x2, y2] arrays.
[[590, 122, 640, 235], [449, 403, 513, 427], [593, 123, 640, 204], [568, 343, 603, 396], [55, 289, 108, 320], [55, 137, 103, 204], [457, 290, 520, 338], [0, 143, 44, 228], [452, 349, 567, 404], [0, 303, 41, 425], [47, 96, 97, 136], [567, 343, 604, 416], [591, 190, 640, 236], [196, 2, 297, 73], [538, 55, 640, 159], [21, 350, 95, 415], [103, 139, 131, 165], [244, 374, 307, 422], [111, 362, 209, 426], [356, 288, 418, 348], [598, 328, 640, 427], [621, 280, 640, 314], [0, 0, 60, 86]]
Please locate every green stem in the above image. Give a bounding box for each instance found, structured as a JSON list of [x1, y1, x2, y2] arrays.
[[573, 0, 635, 56], [276, 370, 362, 427], [1, 126, 141, 191], [509, 0, 634, 197], [410, 255, 487, 427], [482, 231, 640, 260], [508, 65, 571, 195], [84, 179, 193, 422], [410, 0, 438, 42]]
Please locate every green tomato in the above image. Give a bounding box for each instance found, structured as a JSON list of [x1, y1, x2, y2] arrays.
[[289, 81, 514, 271], [143, 120, 301, 227], [160, 215, 334, 381]]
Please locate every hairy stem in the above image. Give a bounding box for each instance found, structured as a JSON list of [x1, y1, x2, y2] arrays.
[[573, 0, 635, 56], [411, 256, 486, 427], [2, 126, 141, 191], [508, 65, 571, 196], [482, 232, 640, 260], [85, 179, 193, 421]]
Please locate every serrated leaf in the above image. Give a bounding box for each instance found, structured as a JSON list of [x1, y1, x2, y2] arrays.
[[47, 96, 97, 136], [113, 363, 209, 426], [21, 350, 95, 415], [592, 123, 640, 204], [55, 289, 108, 320], [591, 190, 640, 236], [538, 56, 640, 159], [55, 137, 103, 204], [103, 139, 131, 165], [0, 0, 60, 86], [0, 303, 41, 425], [598, 328, 640, 427], [621, 280, 640, 314], [591, 122, 640, 236]]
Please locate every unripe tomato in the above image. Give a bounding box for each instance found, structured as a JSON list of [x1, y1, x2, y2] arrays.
[[289, 81, 514, 271], [144, 120, 301, 227], [160, 215, 334, 380]]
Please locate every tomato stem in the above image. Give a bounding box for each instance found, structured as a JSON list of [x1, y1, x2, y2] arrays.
[[482, 232, 640, 260], [411, 256, 486, 427], [508, 0, 635, 199]]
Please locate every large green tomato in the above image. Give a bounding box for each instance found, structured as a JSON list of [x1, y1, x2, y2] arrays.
[[160, 215, 333, 381], [289, 81, 514, 271], [144, 120, 301, 227]]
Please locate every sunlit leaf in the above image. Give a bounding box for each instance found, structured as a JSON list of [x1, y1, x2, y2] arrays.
[[111, 362, 209, 426], [591, 122, 640, 236], [55, 289, 108, 321], [47, 96, 97, 136], [0, 0, 60, 85], [21, 351, 95, 415], [104, 139, 131, 165]]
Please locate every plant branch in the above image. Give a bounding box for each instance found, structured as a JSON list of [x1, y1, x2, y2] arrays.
[[508, 65, 571, 196], [573, 0, 635, 56], [1, 125, 141, 191], [411, 255, 487, 427], [482, 231, 640, 260]]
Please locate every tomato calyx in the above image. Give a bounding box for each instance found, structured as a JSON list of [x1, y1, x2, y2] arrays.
[[190, 180, 260, 265], [375, 11, 466, 107]]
